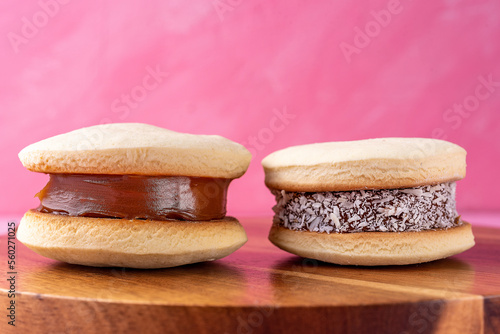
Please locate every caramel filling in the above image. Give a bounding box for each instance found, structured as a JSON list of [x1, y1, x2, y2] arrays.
[[36, 174, 231, 221]]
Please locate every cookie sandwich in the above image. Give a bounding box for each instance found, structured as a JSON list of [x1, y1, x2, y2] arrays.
[[17, 123, 251, 268], [262, 138, 474, 266]]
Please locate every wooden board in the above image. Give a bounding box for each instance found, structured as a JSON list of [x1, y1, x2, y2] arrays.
[[1, 218, 500, 334]]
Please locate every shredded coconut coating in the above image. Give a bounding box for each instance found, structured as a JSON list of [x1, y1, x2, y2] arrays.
[[272, 182, 461, 233]]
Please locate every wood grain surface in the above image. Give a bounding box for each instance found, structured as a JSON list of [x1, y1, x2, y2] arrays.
[[1, 218, 499, 334]]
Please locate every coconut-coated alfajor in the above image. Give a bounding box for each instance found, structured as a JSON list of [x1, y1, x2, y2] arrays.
[[262, 138, 474, 266]]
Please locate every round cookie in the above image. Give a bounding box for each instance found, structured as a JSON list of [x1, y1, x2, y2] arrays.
[[262, 138, 466, 191], [269, 223, 474, 266], [19, 123, 252, 178], [18, 210, 247, 269]]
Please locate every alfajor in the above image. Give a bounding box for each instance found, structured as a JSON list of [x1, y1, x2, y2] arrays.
[[18, 123, 251, 268], [262, 138, 474, 266]]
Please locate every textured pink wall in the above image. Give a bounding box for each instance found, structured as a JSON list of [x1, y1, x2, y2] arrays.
[[1, 0, 499, 217]]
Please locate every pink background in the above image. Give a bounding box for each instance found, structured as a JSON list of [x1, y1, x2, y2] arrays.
[[1, 0, 499, 221]]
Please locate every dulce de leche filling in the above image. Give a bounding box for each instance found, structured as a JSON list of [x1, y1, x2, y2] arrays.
[[36, 174, 231, 221]]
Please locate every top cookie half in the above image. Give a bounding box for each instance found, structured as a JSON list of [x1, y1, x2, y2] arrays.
[[19, 123, 252, 178], [261, 138, 466, 191]]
